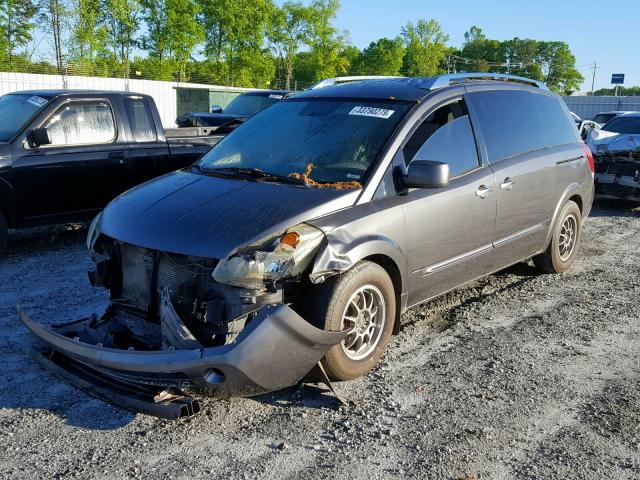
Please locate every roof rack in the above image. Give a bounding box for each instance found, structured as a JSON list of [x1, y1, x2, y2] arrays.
[[426, 72, 548, 90], [309, 76, 402, 90]]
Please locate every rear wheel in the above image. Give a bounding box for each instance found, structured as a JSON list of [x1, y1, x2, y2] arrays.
[[0, 211, 7, 254], [533, 200, 582, 274], [305, 261, 395, 380]]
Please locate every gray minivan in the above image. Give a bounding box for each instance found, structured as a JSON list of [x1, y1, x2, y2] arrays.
[[21, 73, 595, 415]]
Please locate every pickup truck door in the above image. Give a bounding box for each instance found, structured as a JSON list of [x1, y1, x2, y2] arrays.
[[401, 99, 497, 306], [121, 96, 175, 189], [12, 98, 128, 219]]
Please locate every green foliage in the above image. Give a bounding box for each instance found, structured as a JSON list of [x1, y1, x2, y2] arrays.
[[594, 86, 640, 96], [401, 19, 449, 77], [350, 37, 404, 76], [0, 0, 39, 62], [0, 4, 587, 92]]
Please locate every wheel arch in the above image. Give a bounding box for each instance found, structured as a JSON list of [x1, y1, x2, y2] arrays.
[[310, 234, 407, 335], [0, 177, 17, 227], [544, 183, 583, 249]]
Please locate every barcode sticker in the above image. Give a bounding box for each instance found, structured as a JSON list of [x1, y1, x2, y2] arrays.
[[349, 106, 395, 119]]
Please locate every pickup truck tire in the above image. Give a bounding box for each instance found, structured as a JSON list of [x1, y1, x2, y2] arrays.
[[305, 261, 395, 381], [534, 200, 582, 274], [0, 211, 7, 253]]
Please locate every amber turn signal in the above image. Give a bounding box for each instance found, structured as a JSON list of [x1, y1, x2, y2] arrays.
[[280, 232, 300, 248]]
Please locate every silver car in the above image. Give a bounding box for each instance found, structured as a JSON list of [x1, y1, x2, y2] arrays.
[[21, 73, 595, 417]]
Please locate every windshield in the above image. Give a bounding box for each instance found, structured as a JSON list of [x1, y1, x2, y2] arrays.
[[0, 93, 50, 141], [602, 117, 640, 134], [223, 94, 283, 116], [198, 98, 411, 186]]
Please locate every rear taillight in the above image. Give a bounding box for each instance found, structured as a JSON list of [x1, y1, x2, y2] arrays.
[[581, 143, 595, 176]]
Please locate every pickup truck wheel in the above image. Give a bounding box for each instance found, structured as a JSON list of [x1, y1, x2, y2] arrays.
[[533, 200, 582, 274], [0, 211, 7, 253], [305, 261, 395, 381]]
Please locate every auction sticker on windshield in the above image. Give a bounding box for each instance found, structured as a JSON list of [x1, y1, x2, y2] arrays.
[[349, 106, 395, 119], [27, 96, 48, 108]]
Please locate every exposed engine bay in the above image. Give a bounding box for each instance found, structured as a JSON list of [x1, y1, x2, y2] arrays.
[[594, 151, 640, 202], [87, 237, 290, 351]]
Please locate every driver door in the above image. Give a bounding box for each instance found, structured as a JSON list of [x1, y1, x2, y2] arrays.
[[401, 99, 498, 306]]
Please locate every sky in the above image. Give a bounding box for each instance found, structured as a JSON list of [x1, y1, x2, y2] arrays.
[[330, 0, 638, 92]]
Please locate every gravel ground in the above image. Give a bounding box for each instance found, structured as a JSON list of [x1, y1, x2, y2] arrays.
[[0, 203, 639, 480]]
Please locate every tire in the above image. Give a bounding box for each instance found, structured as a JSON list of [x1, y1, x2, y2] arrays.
[[533, 200, 582, 274], [0, 211, 7, 254], [305, 261, 396, 381]]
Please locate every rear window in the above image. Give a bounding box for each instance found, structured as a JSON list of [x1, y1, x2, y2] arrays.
[[467, 90, 576, 162], [124, 98, 156, 142]]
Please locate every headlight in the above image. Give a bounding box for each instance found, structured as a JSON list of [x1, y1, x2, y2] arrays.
[[86, 211, 103, 250], [212, 224, 325, 289]]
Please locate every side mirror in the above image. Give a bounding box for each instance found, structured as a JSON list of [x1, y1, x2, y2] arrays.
[[210, 105, 223, 113], [28, 128, 52, 148], [399, 160, 449, 189]]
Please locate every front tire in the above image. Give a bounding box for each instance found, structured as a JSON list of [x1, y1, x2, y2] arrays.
[[0, 211, 7, 254], [305, 261, 396, 381], [533, 200, 582, 273]]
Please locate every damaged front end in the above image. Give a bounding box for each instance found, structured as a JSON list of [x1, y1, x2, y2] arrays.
[[20, 222, 347, 415], [594, 151, 640, 202]]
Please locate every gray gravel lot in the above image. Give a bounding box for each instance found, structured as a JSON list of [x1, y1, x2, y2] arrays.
[[0, 203, 639, 479]]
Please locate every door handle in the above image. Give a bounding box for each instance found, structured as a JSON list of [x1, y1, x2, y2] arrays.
[[475, 185, 493, 199], [500, 177, 515, 190]]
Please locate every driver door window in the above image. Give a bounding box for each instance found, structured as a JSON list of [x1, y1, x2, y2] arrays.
[[403, 101, 480, 177], [44, 101, 116, 146]]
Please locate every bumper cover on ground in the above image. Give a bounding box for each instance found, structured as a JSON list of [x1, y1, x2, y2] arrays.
[[19, 304, 348, 397]]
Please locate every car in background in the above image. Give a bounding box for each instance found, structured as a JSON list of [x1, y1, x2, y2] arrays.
[[570, 111, 582, 127], [175, 90, 292, 129], [0, 90, 222, 253], [21, 73, 594, 417], [587, 112, 640, 201], [592, 110, 637, 127]]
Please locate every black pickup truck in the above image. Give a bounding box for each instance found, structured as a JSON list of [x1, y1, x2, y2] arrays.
[[0, 90, 223, 252]]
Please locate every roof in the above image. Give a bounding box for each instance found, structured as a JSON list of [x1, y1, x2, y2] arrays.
[[8, 89, 148, 97], [294, 73, 548, 103], [615, 112, 640, 118], [597, 110, 638, 115], [239, 89, 291, 96]]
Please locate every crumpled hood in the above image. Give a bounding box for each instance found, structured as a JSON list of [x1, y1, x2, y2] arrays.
[[99, 170, 359, 259], [587, 128, 640, 155]]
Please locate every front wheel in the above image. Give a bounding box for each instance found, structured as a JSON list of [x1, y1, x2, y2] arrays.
[[533, 200, 582, 273], [305, 261, 396, 381]]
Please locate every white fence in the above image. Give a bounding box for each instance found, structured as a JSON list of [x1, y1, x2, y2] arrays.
[[0, 72, 254, 127], [563, 95, 640, 120]]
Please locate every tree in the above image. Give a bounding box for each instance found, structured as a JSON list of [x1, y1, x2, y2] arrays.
[[304, 0, 348, 80], [69, 0, 106, 63], [536, 41, 583, 95], [351, 37, 404, 76], [400, 19, 449, 77], [102, 0, 141, 76], [460, 25, 503, 73], [199, 0, 273, 86], [0, 0, 39, 64], [39, 0, 70, 70], [267, 1, 311, 89]]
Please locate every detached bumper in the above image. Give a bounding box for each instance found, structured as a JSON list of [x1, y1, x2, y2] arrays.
[[19, 304, 347, 397]]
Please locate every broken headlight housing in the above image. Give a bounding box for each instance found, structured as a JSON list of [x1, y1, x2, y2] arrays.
[[212, 224, 325, 289]]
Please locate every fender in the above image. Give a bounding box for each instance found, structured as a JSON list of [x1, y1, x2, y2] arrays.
[[543, 182, 583, 249], [309, 229, 407, 296]]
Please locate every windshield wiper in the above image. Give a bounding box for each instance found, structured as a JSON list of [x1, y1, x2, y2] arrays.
[[210, 167, 309, 186]]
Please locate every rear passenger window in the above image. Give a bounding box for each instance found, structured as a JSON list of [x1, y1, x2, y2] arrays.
[[467, 90, 576, 163], [403, 101, 480, 177], [124, 98, 156, 142]]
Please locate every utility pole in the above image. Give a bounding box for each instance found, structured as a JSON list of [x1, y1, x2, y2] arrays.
[[590, 61, 599, 95]]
